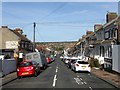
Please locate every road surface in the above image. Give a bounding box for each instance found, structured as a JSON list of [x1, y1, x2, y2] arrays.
[[2, 55, 118, 90]]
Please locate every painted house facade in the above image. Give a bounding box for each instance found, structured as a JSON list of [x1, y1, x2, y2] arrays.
[[0, 26, 33, 58], [69, 12, 120, 73]]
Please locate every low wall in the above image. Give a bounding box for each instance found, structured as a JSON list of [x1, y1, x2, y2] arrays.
[[0, 59, 17, 77]]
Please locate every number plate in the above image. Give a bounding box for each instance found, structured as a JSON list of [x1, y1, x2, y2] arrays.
[[82, 66, 86, 69], [22, 72, 29, 75]]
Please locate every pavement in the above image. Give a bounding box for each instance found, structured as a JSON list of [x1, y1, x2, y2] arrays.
[[0, 67, 120, 89], [0, 72, 17, 87], [91, 67, 120, 88]]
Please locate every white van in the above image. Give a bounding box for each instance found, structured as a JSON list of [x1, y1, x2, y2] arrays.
[[25, 52, 48, 70]]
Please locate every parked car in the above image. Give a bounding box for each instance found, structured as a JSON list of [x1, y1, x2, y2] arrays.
[[67, 59, 76, 69], [50, 55, 55, 62], [17, 60, 40, 78], [71, 60, 91, 72], [46, 57, 51, 64], [25, 52, 48, 70]]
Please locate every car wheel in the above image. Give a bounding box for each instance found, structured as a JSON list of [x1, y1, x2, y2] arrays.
[[74, 67, 77, 73], [34, 71, 37, 77], [18, 76, 21, 79]]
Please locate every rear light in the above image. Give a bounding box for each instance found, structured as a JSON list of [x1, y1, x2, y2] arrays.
[[76, 64, 79, 66], [30, 66, 34, 69], [17, 69, 19, 72]]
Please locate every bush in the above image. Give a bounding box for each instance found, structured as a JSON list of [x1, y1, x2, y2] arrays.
[[4, 54, 11, 59], [89, 58, 100, 68]]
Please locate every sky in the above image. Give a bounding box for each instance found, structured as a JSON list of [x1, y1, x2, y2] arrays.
[[2, 1, 119, 42]]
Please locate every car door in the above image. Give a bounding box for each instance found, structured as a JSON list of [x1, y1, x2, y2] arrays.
[[71, 60, 76, 70]]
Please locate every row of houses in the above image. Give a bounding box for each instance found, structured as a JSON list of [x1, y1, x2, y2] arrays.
[[68, 12, 120, 73], [0, 26, 33, 58]]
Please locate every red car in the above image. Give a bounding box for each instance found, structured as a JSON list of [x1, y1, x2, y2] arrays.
[[46, 57, 51, 64], [17, 60, 40, 78]]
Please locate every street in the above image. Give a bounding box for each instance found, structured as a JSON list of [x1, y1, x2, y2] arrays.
[[2, 55, 118, 89]]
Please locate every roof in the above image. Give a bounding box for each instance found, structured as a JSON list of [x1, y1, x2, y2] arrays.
[[103, 16, 119, 28], [12, 30, 31, 42]]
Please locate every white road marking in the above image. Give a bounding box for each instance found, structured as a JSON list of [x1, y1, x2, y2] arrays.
[[81, 82, 84, 85], [74, 78, 80, 84], [76, 77, 87, 85], [52, 74, 57, 87], [56, 68, 58, 73], [89, 86, 93, 90], [80, 78, 83, 81], [84, 82, 87, 84]]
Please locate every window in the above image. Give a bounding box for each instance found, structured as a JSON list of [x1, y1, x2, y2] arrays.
[[33, 54, 39, 59], [19, 62, 32, 67], [105, 31, 110, 39], [27, 55, 32, 60], [113, 29, 117, 38], [77, 61, 89, 64]]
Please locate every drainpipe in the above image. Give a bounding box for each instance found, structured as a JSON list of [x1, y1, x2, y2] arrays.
[[81, 43, 82, 59]]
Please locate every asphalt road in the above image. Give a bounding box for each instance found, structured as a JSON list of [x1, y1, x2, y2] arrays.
[[2, 55, 118, 90]]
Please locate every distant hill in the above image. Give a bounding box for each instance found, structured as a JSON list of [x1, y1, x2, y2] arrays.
[[35, 41, 77, 51]]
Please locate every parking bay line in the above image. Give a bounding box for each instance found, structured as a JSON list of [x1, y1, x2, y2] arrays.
[[74, 78, 84, 85]]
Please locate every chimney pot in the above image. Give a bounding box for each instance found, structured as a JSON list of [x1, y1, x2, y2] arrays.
[[2, 26, 8, 28], [106, 12, 118, 23]]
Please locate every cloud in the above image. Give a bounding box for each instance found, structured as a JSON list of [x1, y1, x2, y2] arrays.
[[54, 10, 88, 18]]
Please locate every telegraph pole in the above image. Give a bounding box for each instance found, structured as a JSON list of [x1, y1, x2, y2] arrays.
[[33, 22, 36, 52]]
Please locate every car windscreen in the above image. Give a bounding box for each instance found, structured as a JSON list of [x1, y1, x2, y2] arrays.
[[19, 62, 32, 67], [77, 61, 89, 64]]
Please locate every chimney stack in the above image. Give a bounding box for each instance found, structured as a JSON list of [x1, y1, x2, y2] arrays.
[[106, 12, 118, 23], [2, 26, 8, 28], [82, 35, 86, 39], [94, 24, 102, 32], [14, 28, 23, 34], [23, 34, 27, 37], [86, 31, 93, 35]]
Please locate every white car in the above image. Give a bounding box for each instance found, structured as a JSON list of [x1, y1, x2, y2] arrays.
[[71, 60, 91, 72]]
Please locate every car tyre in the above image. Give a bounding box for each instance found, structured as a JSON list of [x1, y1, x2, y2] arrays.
[[74, 67, 77, 73], [34, 71, 37, 77], [18, 76, 21, 79]]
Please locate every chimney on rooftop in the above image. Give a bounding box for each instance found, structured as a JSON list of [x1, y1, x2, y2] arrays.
[[14, 28, 23, 34], [23, 34, 27, 37], [94, 24, 102, 32], [86, 31, 93, 35], [82, 35, 86, 38], [2, 26, 8, 28], [106, 12, 118, 23]]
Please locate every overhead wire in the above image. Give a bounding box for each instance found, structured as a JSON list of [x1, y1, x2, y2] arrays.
[[35, 26, 46, 42], [39, 2, 68, 21]]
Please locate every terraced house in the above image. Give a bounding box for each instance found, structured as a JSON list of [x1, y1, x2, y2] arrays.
[[69, 12, 120, 73], [0, 26, 33, 58], [94, 12, 120, 73]]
